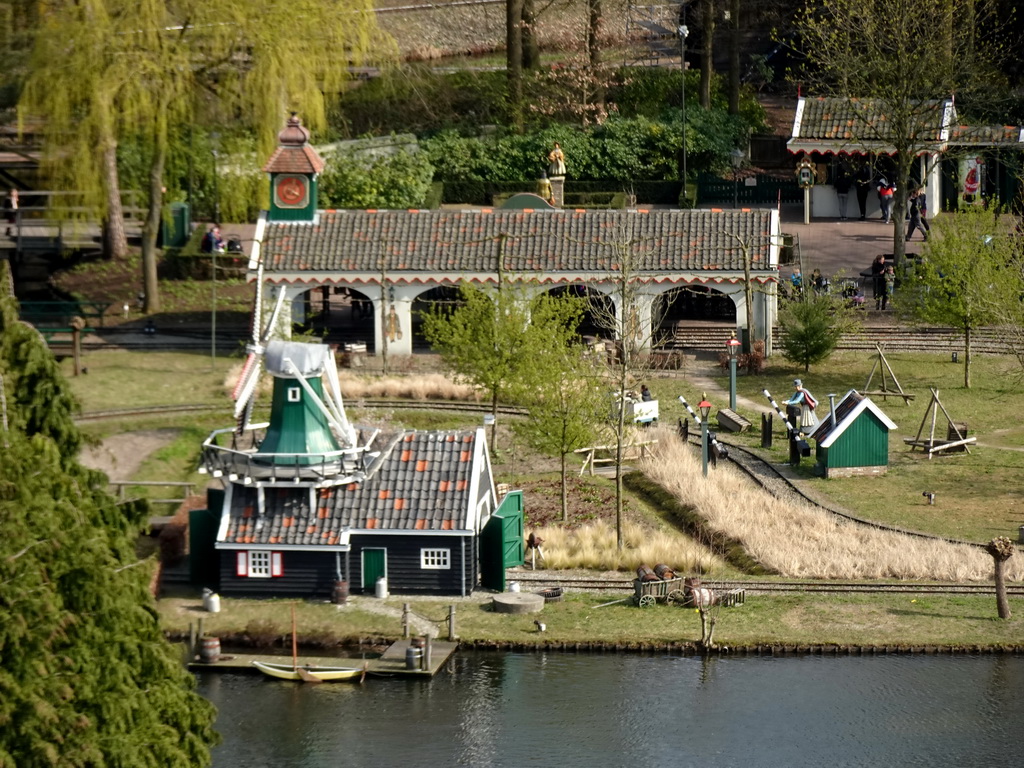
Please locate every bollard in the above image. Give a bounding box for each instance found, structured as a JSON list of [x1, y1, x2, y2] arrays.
[[448, 605, 457, 641], [402, 603, 410, 638], [761, 413, 772, 448]]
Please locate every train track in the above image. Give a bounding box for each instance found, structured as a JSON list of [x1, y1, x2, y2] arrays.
[[76, 400, 523, 423], [512, 574, 1024, 597]]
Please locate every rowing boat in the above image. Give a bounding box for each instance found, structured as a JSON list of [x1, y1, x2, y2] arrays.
[[251, 660, 365, 682]]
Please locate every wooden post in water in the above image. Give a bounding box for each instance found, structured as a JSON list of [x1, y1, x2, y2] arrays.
[[448, 605, 456, 641], [189, 622, 197, 661], [422, 635, 432, 671], [402, 603, 410, 638]]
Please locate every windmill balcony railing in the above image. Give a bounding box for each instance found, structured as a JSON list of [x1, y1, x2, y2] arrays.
[[199, 426, 369, 484]]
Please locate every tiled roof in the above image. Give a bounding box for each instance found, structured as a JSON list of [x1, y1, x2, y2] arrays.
[[221, 428, 482, 547], [263, 145, 326, 175], [260, 208, 776, 275], [948, 124, 1024, 146], [795, 97, 949, 142], [810, 390, 897, 447]]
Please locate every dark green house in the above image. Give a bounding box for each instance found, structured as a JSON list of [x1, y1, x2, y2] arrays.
[[810, 390, 897, 479]]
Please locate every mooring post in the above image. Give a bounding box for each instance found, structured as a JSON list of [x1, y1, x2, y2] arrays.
[[189, 622, 197, 661], [448, 605, 457, 641], [402, 603, 410, 638]]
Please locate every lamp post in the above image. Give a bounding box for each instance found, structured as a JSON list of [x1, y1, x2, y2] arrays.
[[698, 392, 712, 478], [678, 22, 689, 202], [726, 331, 741, 410], [731, 147, 745, 208]]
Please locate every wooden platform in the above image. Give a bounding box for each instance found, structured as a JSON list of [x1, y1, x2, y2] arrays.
[[187, 639, 458, 679]]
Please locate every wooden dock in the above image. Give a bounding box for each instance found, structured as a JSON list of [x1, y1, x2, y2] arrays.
[[187, 639, 458, 679]]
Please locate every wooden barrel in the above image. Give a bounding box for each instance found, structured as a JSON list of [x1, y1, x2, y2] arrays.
[[198, 636, 221, 664], [636, 564, 658, 583], [654, 563, 676, 580], [332, 580, 349, 605], [411, 636, 426, 649]]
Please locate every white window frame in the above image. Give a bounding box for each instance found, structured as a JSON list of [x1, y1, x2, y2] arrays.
[[420, 548, 451, 570], [248, 550, 273, 578], [287, 387, 301, 402]]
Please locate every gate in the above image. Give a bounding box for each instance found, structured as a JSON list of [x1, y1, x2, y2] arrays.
[[480, 490, 525, 592]]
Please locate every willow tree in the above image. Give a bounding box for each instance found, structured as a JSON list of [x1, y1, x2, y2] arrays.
[[794, 0, 1006, 269], [21, 0, 389, 311], [0, 272, 219, 766]]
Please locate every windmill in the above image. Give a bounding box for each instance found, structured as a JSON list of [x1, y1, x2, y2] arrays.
[[228, 270, 360, 471]]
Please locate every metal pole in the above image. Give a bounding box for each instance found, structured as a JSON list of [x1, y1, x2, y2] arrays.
[[679, 22, 688, 202], [701, 420, 709, 478], [729, 357, 737, 410]]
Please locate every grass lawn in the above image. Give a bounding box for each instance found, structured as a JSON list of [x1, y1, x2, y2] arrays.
[[157, 591, 1024, 649], [647, 351, 1024, 544]]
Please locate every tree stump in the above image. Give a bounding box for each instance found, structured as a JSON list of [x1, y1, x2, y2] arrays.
[[986, 536, 1015, 619]]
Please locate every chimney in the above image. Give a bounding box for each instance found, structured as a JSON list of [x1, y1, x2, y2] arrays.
[[828, 393, 837, 429]]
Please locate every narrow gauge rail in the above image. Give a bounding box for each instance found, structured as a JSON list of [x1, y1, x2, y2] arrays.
[[512, 575, 1024, 597], [76, 400, 526, 423]]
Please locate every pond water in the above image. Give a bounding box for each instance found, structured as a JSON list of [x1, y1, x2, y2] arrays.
[[197, 651, 1024, 767]]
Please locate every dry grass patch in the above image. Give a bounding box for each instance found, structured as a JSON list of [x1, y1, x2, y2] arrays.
[[641, 429, 1024, 582], [531, 520, 723, 573]]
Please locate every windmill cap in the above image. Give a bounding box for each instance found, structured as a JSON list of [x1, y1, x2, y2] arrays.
[[265, 340, 332, 377]]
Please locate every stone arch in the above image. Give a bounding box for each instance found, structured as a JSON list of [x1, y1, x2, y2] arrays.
[[539, 284, 615, 342], [655, 284, 738, 344], [295, 285, 377, 351], [410, 285, 464, 351]]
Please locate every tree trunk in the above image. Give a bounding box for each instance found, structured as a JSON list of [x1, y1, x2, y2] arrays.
[[699, 0, 715, 109], [101, 141, 128, 261], [490, 389, 500, 454], [141, 117, 167, 314], [728, 0, 740, 115], [522, 0, 540, 70], [560, 450, 568, 522], [506, 0, 524, 131], [986, 537, 1014, 619], [587, 0, 604, 115]]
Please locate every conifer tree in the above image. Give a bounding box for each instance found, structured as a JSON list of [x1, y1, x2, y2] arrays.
[[0, 274, 218, 766]]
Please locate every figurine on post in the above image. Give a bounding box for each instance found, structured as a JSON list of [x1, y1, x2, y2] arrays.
[[784, 378, 819, 429]]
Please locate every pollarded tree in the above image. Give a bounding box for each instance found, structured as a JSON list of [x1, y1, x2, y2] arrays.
[[794, 0, 1007, 270], [901, 205, 1016, 388], [0, 280, 218, 766]]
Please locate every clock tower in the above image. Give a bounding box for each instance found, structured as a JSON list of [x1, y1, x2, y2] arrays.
[[263, 113, 324, 223]]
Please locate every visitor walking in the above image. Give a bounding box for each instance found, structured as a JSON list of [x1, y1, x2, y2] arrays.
[[877, 177, 895, 224], [870, 254, 886, 310], [907, 188, 929, 241]]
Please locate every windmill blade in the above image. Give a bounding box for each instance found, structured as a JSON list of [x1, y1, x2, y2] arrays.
[[249, 264, 265, 345], [260, 287, 287, 345], [236, 394, 257, 435], [233, 357, 263, 420], [232, 352, 259, 401]]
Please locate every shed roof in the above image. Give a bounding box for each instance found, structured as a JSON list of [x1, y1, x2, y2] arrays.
[[948, 124, 1024, 147], [256, 208, 779, 282], [810, 390, 898, 448], [220, 428, 487, 548], [788, 97, 954, 156]]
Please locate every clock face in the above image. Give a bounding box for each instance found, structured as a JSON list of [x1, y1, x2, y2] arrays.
[[276, 175, 308, 207]]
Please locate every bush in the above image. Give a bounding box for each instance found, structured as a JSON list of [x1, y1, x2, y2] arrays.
[[319, 147, 435, 209]]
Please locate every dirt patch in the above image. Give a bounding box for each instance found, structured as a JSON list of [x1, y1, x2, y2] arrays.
[[79, 429, 180, 479]]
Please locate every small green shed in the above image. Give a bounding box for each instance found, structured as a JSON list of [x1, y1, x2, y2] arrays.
[[810, 390, 897, 479]]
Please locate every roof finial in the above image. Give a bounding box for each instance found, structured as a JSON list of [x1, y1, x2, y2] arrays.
[[278, 112, 310, 147]]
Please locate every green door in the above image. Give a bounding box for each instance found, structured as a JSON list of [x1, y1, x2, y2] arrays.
[[480, 491, 525, 592], [361, 548, 387, 591]]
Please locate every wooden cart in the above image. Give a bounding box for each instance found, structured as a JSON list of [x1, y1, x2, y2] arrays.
[[633, 576, 688, 607]]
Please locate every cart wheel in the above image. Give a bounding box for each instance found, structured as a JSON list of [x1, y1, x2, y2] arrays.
[[668, 590, 686, 605], [638, 595, 656, 608]]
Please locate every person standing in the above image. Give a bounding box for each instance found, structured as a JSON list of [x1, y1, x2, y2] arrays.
[[790, 268, 803, 296], [784, 379, 819, 429], [4, 189, 18, 237], [877, 177, 895, 224], [833, 168, 852, 221], [907, 188, 929, 241], [881, 265, 895, 310], [854, 161, 872, 221], [870, 254, 886, 310]]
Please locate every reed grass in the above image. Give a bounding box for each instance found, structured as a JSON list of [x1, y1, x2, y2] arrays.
[[531, 519, 723, 573], [641, 428, 1024, 583]]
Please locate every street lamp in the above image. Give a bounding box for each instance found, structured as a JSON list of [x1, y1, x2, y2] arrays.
[[726, 331, 741, 410], [731, 147, 745, 208], [698, 392, 712, 478], [678, 22, 689, 202]]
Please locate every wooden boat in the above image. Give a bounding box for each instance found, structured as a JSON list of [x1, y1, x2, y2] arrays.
[[251, 659, 365, 682], [251, 604, 366, 683]]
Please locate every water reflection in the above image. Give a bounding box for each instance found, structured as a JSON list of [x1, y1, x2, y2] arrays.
[[198, 652, 1023, 767]]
